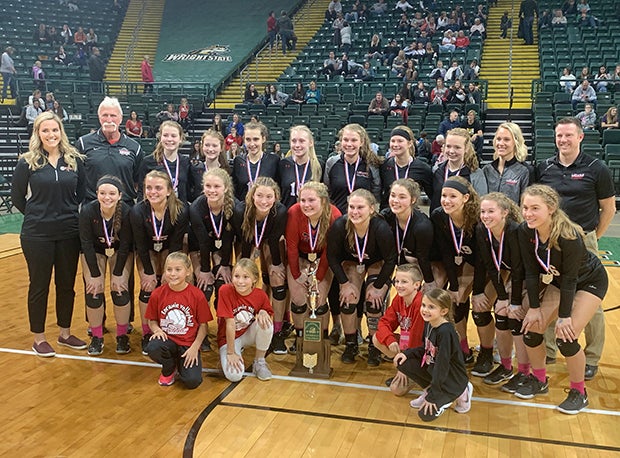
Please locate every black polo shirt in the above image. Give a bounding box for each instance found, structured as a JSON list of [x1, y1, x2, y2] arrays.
[[536, 152, 615, 232], [77, 129, 143, 205]]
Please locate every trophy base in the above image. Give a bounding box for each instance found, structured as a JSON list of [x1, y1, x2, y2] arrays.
[[288, 335, 332, 379]]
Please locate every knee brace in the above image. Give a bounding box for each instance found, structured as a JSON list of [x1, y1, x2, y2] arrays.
[[367, 316, 379, 332], [139, 290, 152, 303], [340, 301, 357, 314], [365, 300, 384, 315], [291, 302, 307, 314], [111, 290, 131, 306], [495, 314, 509, 331], [508, 318, 523, 336], [315, 303, 329, 316], [523, 331, 544, 348], [472, 311, 493, 327], [557, 338, 581, 357], [453, 300, 470, 323], [85, 293, 103, 309], [272, 284, 287, 301], [262, 272, 270, 287]]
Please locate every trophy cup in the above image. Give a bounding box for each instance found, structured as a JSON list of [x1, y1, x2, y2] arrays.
[[289, 262, 332, 378]]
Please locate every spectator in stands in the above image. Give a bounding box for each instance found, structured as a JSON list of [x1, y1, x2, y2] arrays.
[[345, 3, 359, 23], [329, 0, 343, 15], [356, 61, 376, 81], [438, 109, 461, 136], [269, 84, 289, 107], [411, 42, 427, 62], [47, 26, 60, 46], [413, 81, 430, 105], [397, 13, 410, 33], [575, 103, 597, 130], [437, 11, 449, 30], [244, 83, 262, 104], [395, 0, 414, 12], [277, 11, 297, 55], [289, 82, 306, 105], [320, 51, 339, 79], [368, 91, 390, 118], [538, 9, 552, 29], [551, 9, 567, 28], [60, 24, 73, 45], [305, 80, 321, 104], [228, 141, 241, 160], [157, 103, 179, 124], [576, 0, 590, 14], [457, 11, 470, 31], [571, 79, 597, 110], [338, 53, 359, 77], [461, 109, 483, 160], [32, 60, 45, 92], [444, 60, 464, 82], [439, 30, 456, 52], [86, 28, 98, 51], [212, 113, 224, 134], [518, 0, 538, 45], [33, 23, 49, 44], [403, 60, 418, 83], [141, 55, 154, 94], [52, 100, 68, 122], [403, 41, 419, 59], [267, 11, 277, 51], [429, 60, 446, 80], [54, 46, 68, 65], [383, 39, 399, 66], [431, 134, 444, 159], [44, 92, 55, 111], [579, 65, 591, 81], [125, 110, 143, 138], [325, 3, 338, 22], [366, 34, 383, 61], [178, 98, 191, 132], [455, 30, 470, 49], [332, 13, 345, 48], [469, 17, 486, 37], [74, 26, 87, 48], [475, 4, 488, 23], [611, 65, 620, 91], [88, 47, 105, 92], [399, 81, 413, 102], [391, 50, 407, 78], [430, 78, 449, 106], [370, 0, 388, 16], [424, 42, 437, 63], [463, 59, 480, 81], [339, 21, 352, 53], [426, 15, 437, 36], [561, 0, 577, 15], [467, 82, 482, 105], [358, 3, 369, 21], [593, 66, 610, 92], [26, 99, 44, 134], [600, 107, 619, 130], [225, 126, 243, 152], [500, 11, 512, 38], [389, 93, 409, 123], [577, 10, 597, 28], [559, 67, 577, 93], [227, 113, 244, 136], [1, 46, 16, 102], [29, 89, 45, 107], [447, 79, 467, 105]]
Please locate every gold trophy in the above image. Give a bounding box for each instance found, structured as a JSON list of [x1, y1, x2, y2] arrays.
[[289, 262, 332, 378]]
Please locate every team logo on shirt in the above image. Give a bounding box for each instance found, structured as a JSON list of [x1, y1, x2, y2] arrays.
[[233, 304, 256, 331], [571, 173, 585, 180], [160, 302, 195, 335], [119, 148, 131, 156], [421, 336, 437, 366], [505, 179, 518, 185], [397, 314, 412, 331], [461, 245, 472, 255]]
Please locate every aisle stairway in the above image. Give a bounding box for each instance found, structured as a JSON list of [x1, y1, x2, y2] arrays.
[[480, 0, 540, 109], [105, 0, 165, 93], [216, 0, 330, 109]]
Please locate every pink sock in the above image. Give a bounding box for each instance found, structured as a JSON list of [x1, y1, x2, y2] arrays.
[[533, 368, 547, 383], [518, 363, 530, 375], [274, 321, 283, 333], [91, 325, 103, 338], [142, 324, 151, 335], [117, 324, 128, 337], [501, 357, 512, 371], [460, 338, 470, 354], [570, 381, 585, 395]]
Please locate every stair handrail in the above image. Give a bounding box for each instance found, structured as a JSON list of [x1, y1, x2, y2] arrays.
[[120, 0, 149, 88]]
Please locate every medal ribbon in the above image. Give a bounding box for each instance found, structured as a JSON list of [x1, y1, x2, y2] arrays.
[[487, 228, 504, 273], [307, 220, 319, 253], [354, 229, 369, 265], [344, 157, 361, 193], [448, 218, 464, 255], [151, 210, 165, 242], [102, 217, 114, 248], [534, 231, 551, 273], [394, 157, 412, 181], [295, 160, 310, 193], [444, 162, 463, 182], [163, 156, 180, 190], [246, 156, 262, 186], [209, 210, 223, 240], [254, 216, 268, 250], [395, 213, 411, 255]]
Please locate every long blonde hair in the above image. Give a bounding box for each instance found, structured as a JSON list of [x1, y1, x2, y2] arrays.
[[521, 184, 583, 250], [481, 192, 523, 224], [446, 127, 479, 171], [493, 122, 528, 162], [23, 112, 84, 171], [202, 168, 234, 221], [339, 123, 383, 167], [241, 176, 281, 242], [298, 181, 332, 249], [144, 170, 184, 225], [345, 188, 379, 250], [153, 121, 185, 162], [289, 125, 322, 181]]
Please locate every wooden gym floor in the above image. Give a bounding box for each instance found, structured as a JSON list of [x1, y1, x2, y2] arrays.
[[0, 234, 619, 457]]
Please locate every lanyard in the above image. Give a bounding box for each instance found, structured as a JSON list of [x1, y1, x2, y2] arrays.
[[254, 216, 268, 250], [246, 156, 262, 186], [151, 210, 165, 241], [394, 157, 412, 181], [344, 157, 361, 193], [295, 160, 310, 192], [102, 217, 114, 248], [487, 228, 504, 273], [534, 231, 551, 273], [163, 156, 180, 190], [395, 213, 411, 255], [209, 209, 223, 240], [448, 218, 464, 255], [308, 220, 319, 253]]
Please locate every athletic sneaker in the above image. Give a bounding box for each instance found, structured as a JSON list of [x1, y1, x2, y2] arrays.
[[514, 374, 549, 399], [32, 341, 56, 357], [200, 335, 212, 352], [484, 365, 514, 385], [270, 333, 288, 355], [328, 325, 343, 345], [463, 349, 475, 365], [116, 334, 131, 354], [142, 334, 152, 356], [471, 351, 495, 377], [158, 371, 176, 386], [367, 344, 382, 367], [409, 391, 428, 409], [501, 372, 529, 393], [357, 329, 364, 346], [252, 359, 273, 381], [417, 401, 453, 422], [87, 336, 104, 356], [341, 343, 359, 364], [288, 341, 296, 355], [57, 335, 87, 350], [557, 388, 588, 414], [281, 321, 295, 339], [454, 382, 473, 413]]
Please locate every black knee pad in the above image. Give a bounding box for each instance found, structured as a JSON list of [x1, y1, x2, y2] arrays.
[[524, 331, 544, 348], [85, 293, 103, 309], [315, 303, 329, 316], [364, 274, 379, 289], [365, 300, 383, 315], [367, 316, 379, 332], [112, 290, 131, 306], [262, 272, 270, 287], [495, 314, 509, 331], [557, 338, 581, 357], [203, 284, 214, 301], [341, 301, 357, 314], [139, 290, 152, 303], [472, 311, 493, 327], [291, 302, 307, 314], [508, 318, 523, 336], [454, 300, 469, 323], [214, 278, 226, 293], [272, 284, 287, 301], [156, 275, 162, 286]]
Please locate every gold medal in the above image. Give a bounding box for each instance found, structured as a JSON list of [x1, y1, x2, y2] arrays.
[[454, 255, 463, 265], [356, 263, 365, 274], [307, 252, 317, 262], [541, 273, 553, 284], [105, 248, 114, 257], [153, 242, 163, 252], [214, 239, 222, 249], [252, 248, 261, 259]]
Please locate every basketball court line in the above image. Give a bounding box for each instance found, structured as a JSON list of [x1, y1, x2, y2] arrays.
[[2, 346, 619, 417]]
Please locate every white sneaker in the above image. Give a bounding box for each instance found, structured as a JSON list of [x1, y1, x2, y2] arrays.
[[252, 359, 272, 381], [409, 390, 428, 409], [454, 382, 473, 413]]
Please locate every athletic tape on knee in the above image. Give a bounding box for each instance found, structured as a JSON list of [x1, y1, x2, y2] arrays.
[[139, 290, 152, 303], [340, 301, 357, 314], [85, 293, 103, 309], [523, 331, 544, 348], [508, 318, 523, 336], [472, 311, 493, 327], [272, 284, 288, 301], [367, 316, 379, 332], [112, 290, 131, 306], [557, 338, 581, 357], [291, 302, 307, 314], [454, 301, 469, 323], [315, 303, 329, 315], [495, 314, 509, 331]]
